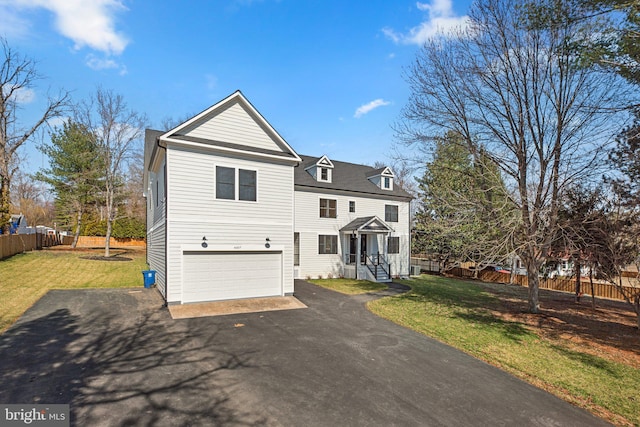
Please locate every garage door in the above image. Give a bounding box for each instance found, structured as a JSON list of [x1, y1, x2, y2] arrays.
[[182, 251, 282, 303]]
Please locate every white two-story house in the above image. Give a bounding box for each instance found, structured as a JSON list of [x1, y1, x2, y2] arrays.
[[144, 91, 411, 305]]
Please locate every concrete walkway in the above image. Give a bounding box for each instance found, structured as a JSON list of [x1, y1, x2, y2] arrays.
[[0, 281, 611, 426]]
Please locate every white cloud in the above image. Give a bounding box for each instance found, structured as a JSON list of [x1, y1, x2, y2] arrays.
[[1, 85, 36, 104], [0, 5, 32, 38], [1, 0, 129, 55], [354, 99, 391, 119], [383, 0, 469, 45], [14, 87, 36, 104], [85, 54, 127, 75]]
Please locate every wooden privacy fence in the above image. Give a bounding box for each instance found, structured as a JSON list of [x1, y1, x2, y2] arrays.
[[445, 267, 637, 302], [71, 236, 146, 248], [0, 233, 61, 260]]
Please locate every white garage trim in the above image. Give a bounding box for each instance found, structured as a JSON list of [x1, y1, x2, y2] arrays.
[[181, 245, 284, 303]]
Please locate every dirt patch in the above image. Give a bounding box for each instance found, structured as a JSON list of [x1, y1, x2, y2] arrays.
[[471, 279, 640, 368], [79, 255, 133, 262]]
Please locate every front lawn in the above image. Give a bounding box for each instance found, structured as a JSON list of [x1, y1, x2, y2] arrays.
[[309, 278, 387, 295], [368, 275, 640, 426], [0, 248, 147, 333]]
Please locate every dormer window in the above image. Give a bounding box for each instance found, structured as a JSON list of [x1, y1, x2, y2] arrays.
[[367, 166, 394, 190], [306, 155, 334, 183]]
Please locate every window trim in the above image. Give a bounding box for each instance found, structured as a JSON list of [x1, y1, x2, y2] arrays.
[[320, 167, 329, 181], [383, 176, 391, 189], [294, 232, 300, 266], [215, 166, 258, 202], [318, 234, 338, 254], [319, 198, 337, 218], [388, 236, 400, 254], [385, 204, 399, 222], [239, 169, 257, 201]]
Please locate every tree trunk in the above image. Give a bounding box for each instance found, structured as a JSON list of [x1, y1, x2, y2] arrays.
[[104, 219, 112, 258], [510, 256, 517, 284], [589, 266, 596, 310], [575, 259, 581, 303], [0, 177, 10, 234], [524, 253, 540, 313], [72, 210, 82, 249]]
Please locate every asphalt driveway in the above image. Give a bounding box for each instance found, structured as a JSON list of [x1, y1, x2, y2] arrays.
[[0, 280, 611, 426]]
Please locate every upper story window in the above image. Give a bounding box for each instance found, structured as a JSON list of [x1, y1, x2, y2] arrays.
[[320, 198, 337, 218], [385, 205, 398, 222], [349, 201, 355, 213], [216, 166, 257, 201], [239, 169, 257, 201], [216, 166, 235, 200], [368, 166, 395, 190], [307, 155, 334, 183], [383, 176, 391, 189]]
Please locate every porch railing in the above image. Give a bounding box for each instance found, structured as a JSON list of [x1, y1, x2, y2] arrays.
[[365, 253, 390, 281]]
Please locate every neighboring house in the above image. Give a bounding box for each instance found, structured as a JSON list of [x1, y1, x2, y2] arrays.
[[545, 257, 591, 279], [9, 214, 30, 234], [144, 91, 411, 305]]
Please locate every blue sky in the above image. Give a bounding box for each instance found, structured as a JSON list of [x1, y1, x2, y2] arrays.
[[0, 0, 471, 173]]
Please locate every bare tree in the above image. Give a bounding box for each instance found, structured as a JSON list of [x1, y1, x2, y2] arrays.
[[0, 38, 69, 233], [10, 169, 54, 227], [76, 88, 146, 257], [397, 0, 629, 313]]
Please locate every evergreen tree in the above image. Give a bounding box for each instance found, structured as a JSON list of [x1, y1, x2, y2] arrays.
[[414, 131, 514, 270], [35, 120, 103, 247]]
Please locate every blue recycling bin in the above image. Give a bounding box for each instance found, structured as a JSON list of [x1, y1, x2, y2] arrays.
[[142, 270, 156, 288]]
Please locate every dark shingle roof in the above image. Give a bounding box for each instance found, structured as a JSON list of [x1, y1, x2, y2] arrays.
[[294, 155, 412, 200]]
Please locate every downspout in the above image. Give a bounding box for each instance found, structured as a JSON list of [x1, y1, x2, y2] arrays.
[[158, 137, 169, 307]]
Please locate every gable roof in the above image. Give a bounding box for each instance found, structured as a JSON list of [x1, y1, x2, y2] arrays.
[[339, 216, 394, 233], [159, 91, 301, 163], [367, 166, 394, 177], [295, 155, 412, 201]]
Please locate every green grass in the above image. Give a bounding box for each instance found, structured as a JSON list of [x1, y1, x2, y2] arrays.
[[368, 275, 640, 426], [0, 249, 147, 333], [309, 278, 387, 295]]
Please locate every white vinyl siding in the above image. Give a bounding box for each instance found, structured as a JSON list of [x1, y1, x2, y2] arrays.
[[147, 221, 166, 297], [182, 101, 283, 152], [294, 190, 410, 279], [165, 145, 294, 303]]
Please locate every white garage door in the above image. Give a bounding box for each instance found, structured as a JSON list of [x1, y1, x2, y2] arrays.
[[182, 251, 282, 303]]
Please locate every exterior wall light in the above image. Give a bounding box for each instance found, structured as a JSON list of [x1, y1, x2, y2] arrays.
[[265, 237, 271, 249], [202, 236, 208, 248]]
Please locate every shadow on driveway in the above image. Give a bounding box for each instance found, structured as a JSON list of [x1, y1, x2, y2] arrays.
[[0, 282, 613, 427], [0, 289, 266, 426]]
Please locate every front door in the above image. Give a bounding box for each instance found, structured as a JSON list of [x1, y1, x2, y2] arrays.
[[360, 234, 367, 264], [349, 235, 357, 264]]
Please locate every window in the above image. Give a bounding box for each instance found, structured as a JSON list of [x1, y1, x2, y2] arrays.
[[388, 236, 400, 254], [385, 205, 398, 222], [216, 166, 235, 200], [294, 232, 300, 266], [320, 167, 328, 181], [239, 169, 256, 201], [318, 235, 338, 254], [320, 198, 337, 218], [349, 201, 355, 213], [216, 166, 257, 201], [383, 176, 391, 189]]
